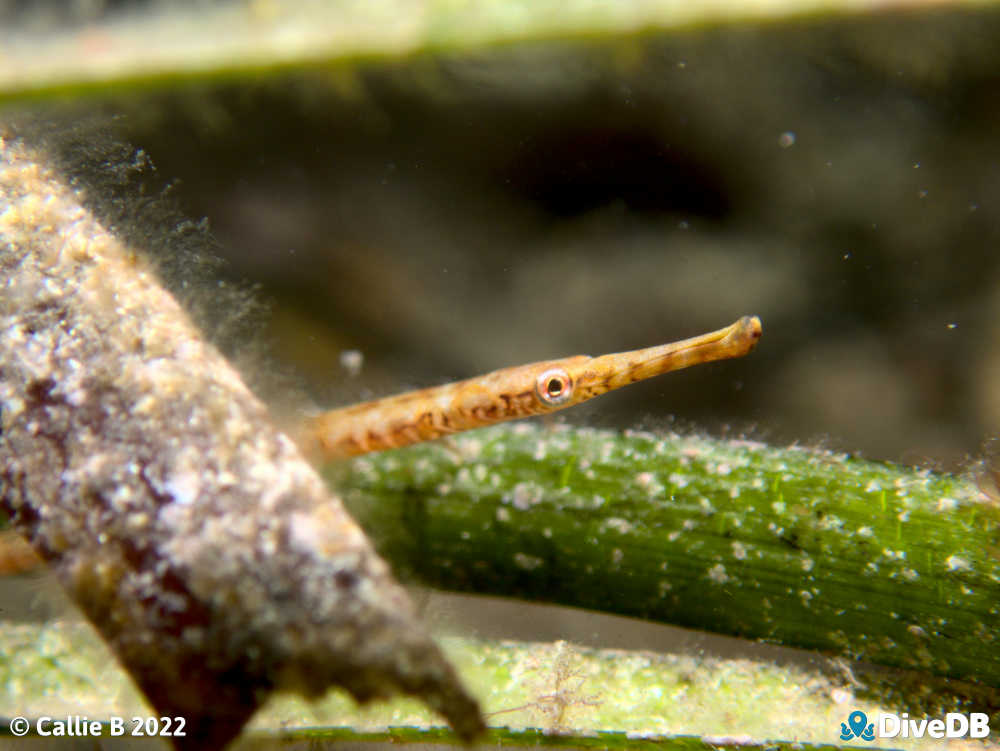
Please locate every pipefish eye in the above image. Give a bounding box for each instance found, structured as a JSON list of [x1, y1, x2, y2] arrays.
[[535, 368, 573, 406]]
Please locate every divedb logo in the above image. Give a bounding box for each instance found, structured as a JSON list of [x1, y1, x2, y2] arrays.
[[839, 710, 991, 741], [840, 711, 876, 741]]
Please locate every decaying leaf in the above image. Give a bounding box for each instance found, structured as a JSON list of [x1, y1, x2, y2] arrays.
[[0, 133, 484, 749]]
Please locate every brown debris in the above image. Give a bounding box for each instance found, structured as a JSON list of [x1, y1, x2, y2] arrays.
[[0, 134, 484, 749], [0, 529, 41, 575]]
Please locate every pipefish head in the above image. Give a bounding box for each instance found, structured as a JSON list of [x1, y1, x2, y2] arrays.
[[514, 315, 764, 415], [471, 315, 762, 420]]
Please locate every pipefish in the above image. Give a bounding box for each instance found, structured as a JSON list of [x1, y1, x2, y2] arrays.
[[304, 315, 762, 459]]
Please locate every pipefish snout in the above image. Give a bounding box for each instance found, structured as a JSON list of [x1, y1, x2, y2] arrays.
[[305, 316, 762, 460]]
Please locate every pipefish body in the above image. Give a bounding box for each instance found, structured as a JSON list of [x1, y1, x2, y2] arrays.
[[306, 315, 762, 459]]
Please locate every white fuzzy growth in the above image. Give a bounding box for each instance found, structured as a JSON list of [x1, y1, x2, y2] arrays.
[[706, 563, 729, 584], [945, 555, 972, 573]]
